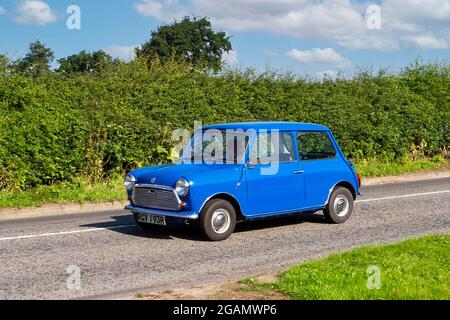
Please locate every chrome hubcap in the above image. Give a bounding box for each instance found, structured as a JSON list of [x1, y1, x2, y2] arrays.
[[211, 209, 231, 234], [334, 195, 350, 217]]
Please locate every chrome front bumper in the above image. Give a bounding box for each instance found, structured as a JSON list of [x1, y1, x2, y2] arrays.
[[124, 204, 199, 220]]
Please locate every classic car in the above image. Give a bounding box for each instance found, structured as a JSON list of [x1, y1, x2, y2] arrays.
[[124, 122, 361, 241]]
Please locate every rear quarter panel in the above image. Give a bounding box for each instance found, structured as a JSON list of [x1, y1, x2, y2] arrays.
[[301, 130, 359, 208], [302, 157, 358, 208]]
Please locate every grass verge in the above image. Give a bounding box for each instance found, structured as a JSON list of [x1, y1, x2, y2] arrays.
[[240, 235, 450, 300], [0, 176, 125, 209], [353, 155, 448, 177], [0, 157, 448, 209]]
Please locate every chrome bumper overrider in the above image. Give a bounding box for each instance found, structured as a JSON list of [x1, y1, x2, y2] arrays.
[[124, 204, 199, 220]]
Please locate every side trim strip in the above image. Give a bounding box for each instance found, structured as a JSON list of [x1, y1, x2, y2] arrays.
[[243, 205, 325, 220]]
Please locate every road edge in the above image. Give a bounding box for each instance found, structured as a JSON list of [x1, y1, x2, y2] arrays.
[[1, 169, 450, 222], [362, 168, 450, 186], [0, 200, 128, 222]]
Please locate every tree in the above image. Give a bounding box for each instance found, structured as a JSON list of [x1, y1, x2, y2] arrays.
[[57, 50, 114, 74], [137, 17, 232, 71], [15, 40, 54, 75], [0, 55, 10, 73]]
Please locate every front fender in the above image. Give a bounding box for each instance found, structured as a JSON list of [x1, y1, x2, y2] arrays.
[[186, 165, 244, 214]]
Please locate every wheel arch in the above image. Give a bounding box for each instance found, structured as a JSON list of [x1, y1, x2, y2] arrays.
[[199, 193, 244, 221], [326, 181, 357, 205]]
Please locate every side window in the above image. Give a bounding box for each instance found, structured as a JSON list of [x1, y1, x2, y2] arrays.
[[297, 131, 336, 161], [250, 132, 295, 164]]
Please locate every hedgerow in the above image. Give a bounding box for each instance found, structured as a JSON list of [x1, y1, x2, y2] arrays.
[[0, 59, 448, 190]]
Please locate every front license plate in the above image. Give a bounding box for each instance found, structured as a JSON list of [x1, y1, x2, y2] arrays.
[[137, 213, 166, 226]]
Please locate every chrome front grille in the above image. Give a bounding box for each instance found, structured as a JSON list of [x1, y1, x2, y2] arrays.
[[132, 185, 180, 211]]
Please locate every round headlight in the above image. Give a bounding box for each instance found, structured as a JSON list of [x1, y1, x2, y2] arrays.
[[124, 173, 136, 191], [175, 178, 190, 197]]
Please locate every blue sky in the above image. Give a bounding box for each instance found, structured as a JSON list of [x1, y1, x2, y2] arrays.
[[0, 0, 449, 76]]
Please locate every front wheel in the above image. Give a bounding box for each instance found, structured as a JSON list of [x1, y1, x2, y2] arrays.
[[323, 187, 354, 224], [200, 199, 236, 241]]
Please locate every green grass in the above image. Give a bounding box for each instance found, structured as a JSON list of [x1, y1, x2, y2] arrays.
[[0, 157, 448, 209], [0, 176, 126, 209], [354, 156, 448, 178], [241, 235, 450, 300]]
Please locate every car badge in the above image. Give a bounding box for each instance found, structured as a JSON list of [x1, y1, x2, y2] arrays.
[[151, 177, 156, 184]]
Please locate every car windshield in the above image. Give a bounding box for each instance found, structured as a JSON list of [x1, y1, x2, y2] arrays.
[[181, 130, 250, 164]]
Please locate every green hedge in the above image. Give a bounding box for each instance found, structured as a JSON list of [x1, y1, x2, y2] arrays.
[[0, 60, 449, 190]]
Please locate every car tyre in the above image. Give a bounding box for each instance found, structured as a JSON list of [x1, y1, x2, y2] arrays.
[[324, 187, 354, 224], [200, 199, 236, 241]]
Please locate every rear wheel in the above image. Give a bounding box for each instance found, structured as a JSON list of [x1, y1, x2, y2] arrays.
[[323, 187, 354, 224], [200, 199, 236, 241]]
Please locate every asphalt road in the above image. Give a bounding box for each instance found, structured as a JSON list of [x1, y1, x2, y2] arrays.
[[0, 178, 449, 300]]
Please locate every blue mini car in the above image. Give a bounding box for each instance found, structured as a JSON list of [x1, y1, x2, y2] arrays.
[[125, 122, 361, 241]]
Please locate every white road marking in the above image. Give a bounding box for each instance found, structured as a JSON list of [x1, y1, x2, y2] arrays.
[[356, 190, 450, 203], [0, 224, 135, 242]]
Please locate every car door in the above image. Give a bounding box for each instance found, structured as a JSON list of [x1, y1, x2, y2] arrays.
[[297, 131, 340, 208], [243, 131, 305, 216]]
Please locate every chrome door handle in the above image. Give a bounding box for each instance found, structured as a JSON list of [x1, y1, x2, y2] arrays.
[[293, 170, 305, 175]]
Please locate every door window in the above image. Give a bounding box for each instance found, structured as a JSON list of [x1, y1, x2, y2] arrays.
[[297, 132, 336, 161], [250, 132, 295, 164]]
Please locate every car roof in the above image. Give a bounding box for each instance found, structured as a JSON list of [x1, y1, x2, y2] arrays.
[[201, 122, 330, 132]]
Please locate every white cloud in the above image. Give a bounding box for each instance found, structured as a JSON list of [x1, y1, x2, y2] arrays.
[[134, 0, 186, 21], [402, 35, 448, 49], [222, 50, 238, 66], [15, 1, 57, 26], [192, 0, 365, 39], [104, 45, 137, 61], [0, 6, 7, 15], [381, 0, 450, 49], [286, 48, 351, 68], [383, 0, 450, 25], [134, 0, 450, 51]]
